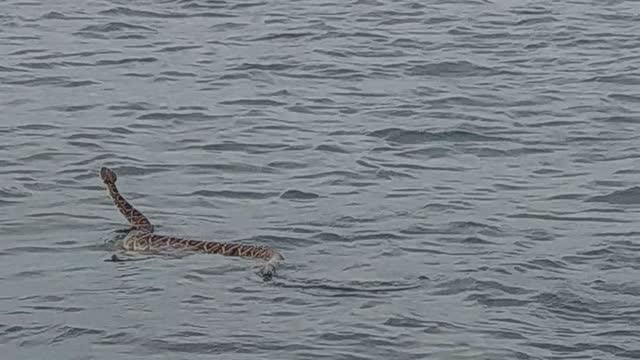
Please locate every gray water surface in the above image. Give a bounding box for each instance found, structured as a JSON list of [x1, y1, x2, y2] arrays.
[[2, 1, 640, 359]]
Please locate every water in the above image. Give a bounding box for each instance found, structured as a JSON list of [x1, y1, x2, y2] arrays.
[[2, 1, 640, 359]]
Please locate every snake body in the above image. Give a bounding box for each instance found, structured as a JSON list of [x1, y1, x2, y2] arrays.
[[100, 167, 283, 279]]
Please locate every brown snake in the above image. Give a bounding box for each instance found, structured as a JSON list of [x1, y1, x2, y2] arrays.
[[100, 167, 283, 280]]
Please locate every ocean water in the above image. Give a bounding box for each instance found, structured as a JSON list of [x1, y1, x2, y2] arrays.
[[1, 1, 640, 359]]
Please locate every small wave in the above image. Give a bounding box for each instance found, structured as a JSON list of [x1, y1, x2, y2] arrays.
[[281, 190, 319, 200], [39, 11, 93, 20], [466, 294, 531, 307], [16, 61, 77, 69], [584, 74, 640, 85], [183, 162, 276, 174], [368, 127, 506, 144], [185, 189, 279, 200], [69, 153, 142, 166], [155, 45, 203, 52], [107, 102, 155, 111], [267, 161, 307, 169], [405, 220, 503, 237], [508, 213, 630, 223], [3, 246, 63, 255], [396, 146, 453, 159], [599, 115, 640, 123], [15, 124, 59, 131], [137, 112, 222, 121], [95, 57, 157, 66], [431, 277, 533, 297], [532, 290, 624, 324], [186, 141, 306, 154], [0, 187, 31, 199], [292, 170, 367, 180], [0, 199, 21, 206], [0, 324, 51, 342], [0, 65, 29, 72], [251, 32, 314, 41], [405, 60, 516, 77], [274, 278, 423, 297], [315, 144, 349, 153], [139, 338, 265, 355], [99, 6, 235, 19], [50, 325, 104, 344], [219, 99, 287, 106], [159, 71, 197, 78], [310, 232, 348, 242], [586, 187, 640, 204], [5, 76, 98, 88], [231, 62, 296, 71], [79, 22, 157, 33], [422, 202, 471, 211], [30, 50, 120, 60], [383, 315, 454, 329]]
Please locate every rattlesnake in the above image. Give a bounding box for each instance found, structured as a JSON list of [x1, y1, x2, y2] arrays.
[[100, 167, 283, 280]]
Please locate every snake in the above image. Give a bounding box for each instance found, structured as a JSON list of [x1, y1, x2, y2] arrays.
[[100, 167, 283, 280]]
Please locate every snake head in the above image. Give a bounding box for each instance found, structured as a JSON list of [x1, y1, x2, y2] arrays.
[[100, 167, 118, 183]]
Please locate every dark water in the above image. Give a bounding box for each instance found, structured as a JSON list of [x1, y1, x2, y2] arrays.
[[2, 1, 640, 359]]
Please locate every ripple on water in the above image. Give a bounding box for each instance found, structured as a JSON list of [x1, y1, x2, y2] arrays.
[[2, 1, 640, 359]]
